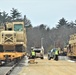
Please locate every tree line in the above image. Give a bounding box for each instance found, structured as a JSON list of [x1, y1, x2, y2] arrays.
[[0, 8, 76, 53], [27, 18, 76, 53], [0, 8, 32, 27]]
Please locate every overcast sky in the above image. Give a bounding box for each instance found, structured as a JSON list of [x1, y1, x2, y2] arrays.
[[0, 0, 76, 28]]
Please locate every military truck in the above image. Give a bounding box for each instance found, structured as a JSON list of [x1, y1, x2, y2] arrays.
[[67, 34, 76, 57], [0, 21, 27, 65]]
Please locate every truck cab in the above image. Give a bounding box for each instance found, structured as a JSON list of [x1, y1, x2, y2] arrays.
[[33, 47, 44, 59]]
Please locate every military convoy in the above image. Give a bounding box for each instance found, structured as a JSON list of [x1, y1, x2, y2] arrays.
[[0, 19, 76, 65]]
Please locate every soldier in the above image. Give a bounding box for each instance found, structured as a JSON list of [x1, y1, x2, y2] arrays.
[[55, 48, 59, 61], [31, 49, 36, 59]]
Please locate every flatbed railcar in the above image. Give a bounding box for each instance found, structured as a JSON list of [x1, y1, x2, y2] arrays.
[[0, 21, 27, 64], [67, 34, 76, 58]]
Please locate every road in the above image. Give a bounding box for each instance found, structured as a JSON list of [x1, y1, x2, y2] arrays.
[[18, 58, 76, 75]]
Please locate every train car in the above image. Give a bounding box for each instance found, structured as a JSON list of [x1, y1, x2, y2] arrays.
[[0, 21, 27, 64], [67, 34, 76, 58]]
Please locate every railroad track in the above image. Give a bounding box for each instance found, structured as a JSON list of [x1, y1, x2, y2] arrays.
[[0, 62, 17, 75], [0, 58, 23, 75]]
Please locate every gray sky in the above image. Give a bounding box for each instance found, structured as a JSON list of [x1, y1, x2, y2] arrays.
[[0, 0, 76, 28]]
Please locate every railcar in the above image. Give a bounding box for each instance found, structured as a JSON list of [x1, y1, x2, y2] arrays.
[[0, 21, 27, 64], [67, 34, 76, 58]]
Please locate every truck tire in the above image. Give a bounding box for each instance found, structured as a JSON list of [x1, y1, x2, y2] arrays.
[[41, 57, 44, 59], [48, 55, 51, 60], [53, 55, 56, 60]]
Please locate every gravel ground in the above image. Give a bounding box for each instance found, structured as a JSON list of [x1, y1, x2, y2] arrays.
[[10, 56, 76, 75]]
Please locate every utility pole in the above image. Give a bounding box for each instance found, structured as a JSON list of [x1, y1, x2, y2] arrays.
[[41, 38, 44, 49], [54, 41, 55, 48], [41, 38, 44, 55]]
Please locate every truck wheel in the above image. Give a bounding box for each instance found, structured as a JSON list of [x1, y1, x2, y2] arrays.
[[53, 55, 56, 60], [48, 56, 51, 60], [41, 57, 44, 59]]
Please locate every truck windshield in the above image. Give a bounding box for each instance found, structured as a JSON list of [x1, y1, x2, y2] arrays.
[[14, 24, 23, 31], [34, 50, 41, 53]]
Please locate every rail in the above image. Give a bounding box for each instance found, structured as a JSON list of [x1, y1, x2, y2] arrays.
[[4, 63, 17, 75]]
